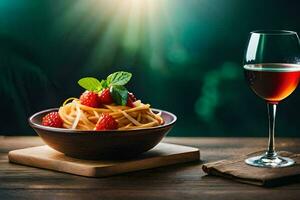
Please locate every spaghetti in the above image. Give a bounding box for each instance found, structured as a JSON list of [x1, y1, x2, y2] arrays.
[[58, 98, 164, 130]]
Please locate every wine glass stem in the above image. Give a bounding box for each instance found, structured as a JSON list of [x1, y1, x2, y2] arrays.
[[266, 103, 277, 158]]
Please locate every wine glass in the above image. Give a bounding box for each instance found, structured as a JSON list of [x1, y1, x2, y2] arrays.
[[244, 30, 300, 168]]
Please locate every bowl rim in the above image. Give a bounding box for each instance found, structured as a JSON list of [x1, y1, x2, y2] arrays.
[[28, 108, 177, 134]]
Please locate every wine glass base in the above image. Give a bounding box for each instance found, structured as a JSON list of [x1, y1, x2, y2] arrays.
[[245, 155, 295, 168]]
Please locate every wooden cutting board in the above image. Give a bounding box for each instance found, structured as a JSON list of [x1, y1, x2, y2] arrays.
[[8, 143, 200, 177]]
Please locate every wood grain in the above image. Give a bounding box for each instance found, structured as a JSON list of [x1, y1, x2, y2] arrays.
[[1, 136, 300, 200]]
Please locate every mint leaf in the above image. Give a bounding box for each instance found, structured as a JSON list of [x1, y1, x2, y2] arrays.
[[110, 85, 128, 105], [78, 71, 132, 93], [78, 77, 102, 92], [107, 71, 132, 86], [100, 80, 108, 89]]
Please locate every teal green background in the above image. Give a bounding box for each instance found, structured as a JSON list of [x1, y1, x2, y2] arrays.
[[1, 0, 300, 136]]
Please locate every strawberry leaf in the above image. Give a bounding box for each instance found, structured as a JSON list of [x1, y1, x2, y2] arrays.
[[78, 77, 102, 92], [107, 71, 132, 86]]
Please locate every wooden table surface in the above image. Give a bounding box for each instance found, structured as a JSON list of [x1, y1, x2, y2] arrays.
[[1, 136, 300, 200]]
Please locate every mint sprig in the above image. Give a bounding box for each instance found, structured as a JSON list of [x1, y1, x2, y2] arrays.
[[78, 77, 103, 92], [110, 85, 128, 106], [77, 71, 132, 105], [107, 71, 132, 86]]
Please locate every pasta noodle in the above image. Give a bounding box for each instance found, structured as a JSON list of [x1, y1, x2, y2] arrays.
[[58, 98, 164, 130]]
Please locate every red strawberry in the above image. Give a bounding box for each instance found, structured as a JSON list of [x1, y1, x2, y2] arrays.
[[80, 91, 100, 108], [42, 112, 63, 128], [126, 92, 136, 107], [95, 113, 118, 130], [128, 92, 137, 102], [126, 98, 134, 107], [99, 88, 114, 104]]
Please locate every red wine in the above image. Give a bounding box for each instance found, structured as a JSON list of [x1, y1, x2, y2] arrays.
[[244, 63, 300, 103]]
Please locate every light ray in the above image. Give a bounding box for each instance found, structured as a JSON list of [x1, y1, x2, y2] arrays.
[[86, 1, 130, 69], [146, 0, 166, 71], [55, 0, 170, 72], [122, 1, 141, 57]]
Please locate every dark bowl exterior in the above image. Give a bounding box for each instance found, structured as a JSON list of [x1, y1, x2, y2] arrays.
[[29, 108, 176, 159]]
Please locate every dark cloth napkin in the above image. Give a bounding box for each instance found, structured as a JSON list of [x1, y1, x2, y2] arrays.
[[202, 151, 300, 187]]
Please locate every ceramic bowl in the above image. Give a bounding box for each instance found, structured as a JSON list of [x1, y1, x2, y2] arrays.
[[29, 108, 177, 159]]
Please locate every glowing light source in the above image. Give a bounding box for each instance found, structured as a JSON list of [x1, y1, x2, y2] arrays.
[[54, 0, 177, 70]]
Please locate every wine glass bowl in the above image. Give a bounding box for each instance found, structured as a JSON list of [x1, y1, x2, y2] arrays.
[[243, 30, 300, 168], [244, 63, 300, 103]]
